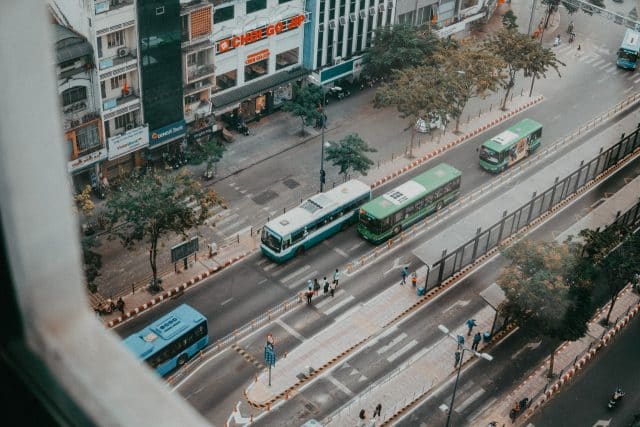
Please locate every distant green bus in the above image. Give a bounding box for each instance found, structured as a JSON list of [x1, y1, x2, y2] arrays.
[[357, 163, 462, 244], [479, 118, 543, 173]]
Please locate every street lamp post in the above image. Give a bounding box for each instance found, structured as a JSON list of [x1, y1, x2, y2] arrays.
[[438, 324, 493, 427], [319, 87, 327, 192]]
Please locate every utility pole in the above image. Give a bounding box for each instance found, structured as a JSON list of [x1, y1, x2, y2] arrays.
[[319, 87, 327, 192]]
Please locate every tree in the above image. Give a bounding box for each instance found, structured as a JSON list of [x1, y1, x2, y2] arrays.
[[74, 185, 102, 293], [325, 134, 377, 182], [485, 28, 564, 110], [374, 65, 455, 157], [579, 225, 640, 325], [497, 240, 591, 377], [502, 10, 518, 30], [105, 169, 223, 292], [433, 41, 506, 133], [540, 0, 577, 28], [186, 137, 226, 178], [362, 23, 439, 79], [281, 83, 324, 137]]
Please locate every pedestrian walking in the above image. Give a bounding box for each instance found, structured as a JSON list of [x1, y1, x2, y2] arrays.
[[466, 318, 477, 336], [333, 268, 340, 287], [313, 278, 320, 296], [401, 266, 408, 285], [323, 277, 329, 296], [411, 272, 417, 287], [116, 297, 125, 314], [373, 403, 382, 418], [472, 332, 481, 351], [306, 288, 313, 305], [454, 350, 461, 368], [330, 281, 336, 297]]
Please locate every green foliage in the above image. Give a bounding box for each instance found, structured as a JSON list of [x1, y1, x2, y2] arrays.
[[186, 137, 226, 174], [105, 168, 223, 288], [362, 23, 439, 79], [541, 0, 578, 15], [82, 234, 102, 293], [281, 83, 324, 134], [325, 134, 377, 181], [485, 28, 564, 108], [502, 10, 518, 30]]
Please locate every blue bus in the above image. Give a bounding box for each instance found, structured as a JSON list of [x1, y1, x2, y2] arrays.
[[122, 304, 208, 377], [261, 180, 371, 263], [617, 29, 640, 70]]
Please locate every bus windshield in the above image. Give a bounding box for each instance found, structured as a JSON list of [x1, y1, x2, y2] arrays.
[[618, 49, 638, 62], [479, 146, 500, 164], [261, 227, 282, 252]]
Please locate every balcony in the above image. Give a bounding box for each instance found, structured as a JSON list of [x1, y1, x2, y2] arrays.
[[98, 48, 138, 78], [64, 110, 101, 132], [94, 0, 134, 15], [187, 64, 215, 83], [184, 78, 214, 96], [184, 99, 212, 123], [102, 88, 141, 119]]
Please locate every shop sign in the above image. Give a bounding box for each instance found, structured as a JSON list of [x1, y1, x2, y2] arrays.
[[216, 15, 305, 54], [246, 49, 270, 65], [188, 125, 214, 141], [68, 147, 108, 173], [107, 125, 150, 160], [150, 120, 186, 146]]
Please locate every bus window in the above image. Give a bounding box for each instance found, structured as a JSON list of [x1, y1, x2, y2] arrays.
[[261, 228, 282, 252]]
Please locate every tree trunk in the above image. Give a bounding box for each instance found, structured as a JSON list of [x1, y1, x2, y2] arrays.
[[300, 117, 306, 136], [547, 349, 555, 378], [455, 116, 461, 134], [604, 288, 621, 325], [150, 235, 159, 292], [408, 126, 416, 158], [502, 77, 514, 110]]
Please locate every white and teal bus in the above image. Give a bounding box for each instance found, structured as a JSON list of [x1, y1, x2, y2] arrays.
[[617, 28, 640, 70], [261, 180, 371, 263]]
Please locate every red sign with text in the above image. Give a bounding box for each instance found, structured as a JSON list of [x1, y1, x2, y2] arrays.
[[216, 14, 305, 54]]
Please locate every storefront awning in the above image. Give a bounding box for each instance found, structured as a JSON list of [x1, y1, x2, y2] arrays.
[[212, 66, 309, 111]]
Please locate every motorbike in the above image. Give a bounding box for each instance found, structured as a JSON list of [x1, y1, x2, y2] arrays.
[[608, 388, 625, 409], [568, 32, 575, 43], [236, 120, 249, 136], [567, 22, 574, 34]]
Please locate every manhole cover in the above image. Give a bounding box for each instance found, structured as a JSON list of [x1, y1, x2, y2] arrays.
[[283, 178, 300, 189], [253, 189, 279, 205]]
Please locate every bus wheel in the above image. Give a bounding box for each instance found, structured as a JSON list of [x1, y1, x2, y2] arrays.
[[296, 246, 305, 256], [393, 226, 401, 235], [177, 354, 188, 367]]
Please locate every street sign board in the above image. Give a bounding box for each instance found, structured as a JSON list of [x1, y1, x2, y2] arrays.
[[171, 236, 199, 263]]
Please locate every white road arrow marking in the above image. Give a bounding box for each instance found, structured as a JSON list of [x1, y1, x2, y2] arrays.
[[226, 401, 251, 426], [511, 340, 542, 360], [592, 420, 611, 427], [442, 299, 470, 313]]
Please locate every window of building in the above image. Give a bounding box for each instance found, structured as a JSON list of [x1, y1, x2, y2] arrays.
[[114, 113, 133, 130], [106, 30, 125, 48], [110, 74, 127, 90], [75, 124, 101, 154], [62, 86, 87, 107], [276, 48, 299, 70], [244, 58, 268, 82], [215, 69, 237, 90], [181, 15, 190, 42], [214, 5, 234, 23], [190, 7, 212, 38], [187, 50, 208, 67], [279, 0, 293, 3], [246, 0, 266, 14]]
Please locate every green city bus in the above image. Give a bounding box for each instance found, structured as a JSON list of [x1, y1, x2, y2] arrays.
[[479, 118, 543, 173], [357, 163, 462, 244]]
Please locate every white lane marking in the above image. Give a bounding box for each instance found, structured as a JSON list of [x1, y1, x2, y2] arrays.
[[605, 65, 618, 73], [323, 294, 355, 315], [275, 318, 305, 341], [215, 212, 239, 226], [327, 374, 355, 397], [383, 257, 407, 276], [387, 339, 418, 362], [263, 262, 277, 272], [217, 221, 248, 236], [349, 241, 366, 251], [280, 265, 311, 284], [581, 56, 597, 64], [597, 62, 611, 70], [442, 299, 470, 313], [221, 297, 234, 306], [625, 86, 635, 93], [455, 388, 485, 413], [335, 305, 361, 322], [245, 193, 253, 199], [332, 246, 349, 258], [633, 77, 640, 84], [596, 76, 607, 84], [590, 58, 605, 67], [592, 420, 611, 427], [316, 289, 346, 308], [628, 72, 638, 80], [511, 340, 542, 360], [257, 258, 268, 266], [376, 333, 408, 354], [288, 270, 319, 289], [258, 278, 268, 285], [467, 397, 497, 422]]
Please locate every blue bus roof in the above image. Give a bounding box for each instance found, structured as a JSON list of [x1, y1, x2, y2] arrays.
[[122, 304, 206, 360], [621, 29, 640, 52]]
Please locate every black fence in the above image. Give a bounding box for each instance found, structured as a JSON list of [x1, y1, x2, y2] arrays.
[[424, 123, 640, 289]]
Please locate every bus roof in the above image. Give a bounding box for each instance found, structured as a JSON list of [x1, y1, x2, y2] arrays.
[[264, 179, 371, 237], [122, 304, 206, 360], [621, 28, 640, 52], [360, 163, 461, 219], [482, 118, 542, 153]]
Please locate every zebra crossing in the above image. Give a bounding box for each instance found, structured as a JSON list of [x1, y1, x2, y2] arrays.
[[553, 41, 640, 85]]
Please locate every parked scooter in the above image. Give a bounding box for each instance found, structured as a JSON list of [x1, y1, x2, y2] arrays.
[[608, 388, 625, 409], [236, 119, 249, 136]]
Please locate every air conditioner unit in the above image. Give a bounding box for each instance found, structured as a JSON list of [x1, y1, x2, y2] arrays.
[[194, 81, 204, 88], [378, 3, 386, 12], [334, 56, 342, 65], [349, 12, 357, 22], [359, 9, 367, 19], [117, 47, 128, 57], [125, 123, 134, 130], [369, 6, 376, 15], [328, 19, 336, 29], [339, 16, 347, 25]]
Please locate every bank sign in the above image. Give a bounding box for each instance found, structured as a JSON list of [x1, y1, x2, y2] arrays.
[[150, 120, 186, 146], [215, 15, 305, 54]]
